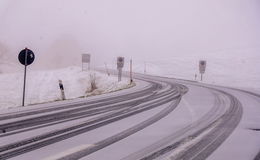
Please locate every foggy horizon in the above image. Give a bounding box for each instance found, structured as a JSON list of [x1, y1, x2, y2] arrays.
[[1, 2, 260, 159], [0, 0, 260, 69]]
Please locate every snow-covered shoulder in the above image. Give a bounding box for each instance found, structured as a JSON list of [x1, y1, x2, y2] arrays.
[[0, 66, 135, 110]]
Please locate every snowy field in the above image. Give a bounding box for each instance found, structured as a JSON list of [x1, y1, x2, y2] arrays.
[[1, 49, 259, 110], [115, 49, 260, 92], [0, 66, 132, 110]]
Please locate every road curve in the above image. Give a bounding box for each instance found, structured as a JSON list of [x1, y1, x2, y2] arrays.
[[118, 75, 243, 160], [0, 73, 258, 160], [0, 75, 187, 159]]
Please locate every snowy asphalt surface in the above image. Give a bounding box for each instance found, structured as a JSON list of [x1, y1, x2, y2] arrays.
[[0, 74, 259, 160]]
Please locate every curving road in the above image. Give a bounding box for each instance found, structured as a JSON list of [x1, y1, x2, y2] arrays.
[[0, 73, 259, 160]]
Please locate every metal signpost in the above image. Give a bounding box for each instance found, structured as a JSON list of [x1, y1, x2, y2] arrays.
[[144, 62, 147, 74], [82, 54, 91, 71], [18, 48, 35, 106], [117, 57, 124, 82], [199, 60, 207, 81], [130, 59, 133, 84], [104, 62, 110, 76]]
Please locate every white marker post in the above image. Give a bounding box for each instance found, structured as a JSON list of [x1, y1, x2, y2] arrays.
[[59, 80, 66, 100]]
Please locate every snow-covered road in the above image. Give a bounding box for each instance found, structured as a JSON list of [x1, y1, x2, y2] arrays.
[[0, 73, 259, 160]]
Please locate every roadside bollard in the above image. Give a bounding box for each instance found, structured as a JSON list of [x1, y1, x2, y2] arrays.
[[59, 80, 66, 100]]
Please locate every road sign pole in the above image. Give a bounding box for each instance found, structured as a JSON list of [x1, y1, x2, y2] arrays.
[[22, 48, 28, 106], [199, 60, 206, 82], [144, 62, 146, 74], [117, 57, 124, 82], [105, 63, 110, 76], [82, 54, 91, 71], [130, 59, 133, 84], [118, 68, 122, 82], [18, 47, 35, 107], [82, 62, 83, 71]]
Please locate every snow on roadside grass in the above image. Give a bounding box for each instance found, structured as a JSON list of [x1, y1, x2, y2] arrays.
[[0, 66, 133, 110]]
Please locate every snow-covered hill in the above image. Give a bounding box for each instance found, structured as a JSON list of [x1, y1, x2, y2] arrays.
[[0, 66, 132, 110]]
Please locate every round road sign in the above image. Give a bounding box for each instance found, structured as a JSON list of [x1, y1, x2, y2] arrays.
[[18, 48, 35, 66]]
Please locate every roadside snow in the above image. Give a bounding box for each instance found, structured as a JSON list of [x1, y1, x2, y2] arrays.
[[107, 50, 260, 92], [0, 66, 133, 110]]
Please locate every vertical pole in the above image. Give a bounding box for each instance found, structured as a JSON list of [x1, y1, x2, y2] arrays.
[[201, 74, 203, 81], [22, 48, 28, 106], [82, 62, 83, 71], [118, 68, 122, 82], [144, 62, 146, 74], [59, 80, 66, 100], [105, 63, 110, 76], [130, 59, 133, 83]]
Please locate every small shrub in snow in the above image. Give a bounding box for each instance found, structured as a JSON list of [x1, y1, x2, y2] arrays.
[[89, 73, 97, 92]]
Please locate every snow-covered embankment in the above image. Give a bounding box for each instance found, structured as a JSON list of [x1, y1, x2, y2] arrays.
[[0, 66, 133, 110]]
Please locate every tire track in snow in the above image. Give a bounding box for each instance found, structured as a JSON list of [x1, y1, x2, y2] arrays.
[[0, 78, 186, 159], [121, 78, 243, 160]]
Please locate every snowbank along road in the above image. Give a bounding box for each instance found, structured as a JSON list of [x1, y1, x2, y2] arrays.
[[0, 73, 259, 160]]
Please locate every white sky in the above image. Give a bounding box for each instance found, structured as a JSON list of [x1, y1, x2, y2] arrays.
[[0, 0, 259, 68]]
